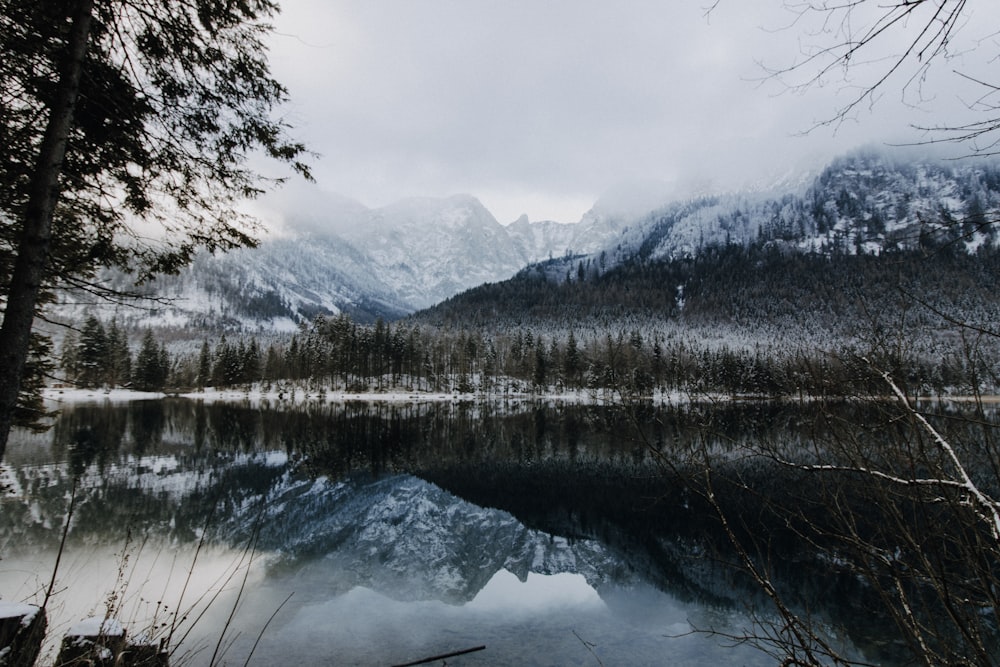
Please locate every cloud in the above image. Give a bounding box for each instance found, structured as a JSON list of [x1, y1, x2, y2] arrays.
[[266, 1, 1000, 224]]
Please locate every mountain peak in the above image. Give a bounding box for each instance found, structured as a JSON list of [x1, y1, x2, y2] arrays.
[[377, 194, 497, 230]]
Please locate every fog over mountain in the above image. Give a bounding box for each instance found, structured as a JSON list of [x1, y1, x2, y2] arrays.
[[66, 184, 664, 329], [57, 148, 1000, 336]]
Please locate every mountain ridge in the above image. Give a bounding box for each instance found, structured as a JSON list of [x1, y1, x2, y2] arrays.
[[54, 148, 1000, 337], [63, 191, 641, 331]]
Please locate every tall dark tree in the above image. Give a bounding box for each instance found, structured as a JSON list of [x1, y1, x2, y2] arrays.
[[563, 331, 582, 388], [59, 330, 80, 381], [196, 339, 212, 389], [105, 319, 130, 387], [0, 0, 310, 458], [76, 314, 107, 388], [244, 338, 262, 385], [133, 329, 167, 392], [533, 344, 548, 389]]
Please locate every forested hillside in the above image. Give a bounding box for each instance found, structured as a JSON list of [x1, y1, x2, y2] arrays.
[[637, 150, 1000, 260], [417, 244, 1000, 343], [49, 150, 1000, 400], [416, 150, 1000, 348]]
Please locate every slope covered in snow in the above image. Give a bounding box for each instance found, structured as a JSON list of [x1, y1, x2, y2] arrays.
[[415, 149, 1000, 350], [234, 473, 621, 604], [61, 193, 632, 331], [53, 148, 1000, 336], [637, 149, 1000, 260]]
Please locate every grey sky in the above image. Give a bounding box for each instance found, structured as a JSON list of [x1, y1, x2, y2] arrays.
[[263, 1, 1000, 224]]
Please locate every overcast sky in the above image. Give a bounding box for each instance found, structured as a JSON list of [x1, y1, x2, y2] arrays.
[[262, 1, 1000, 224]]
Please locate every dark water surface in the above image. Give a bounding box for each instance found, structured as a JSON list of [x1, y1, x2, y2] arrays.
[[1, 398, 906, 665]]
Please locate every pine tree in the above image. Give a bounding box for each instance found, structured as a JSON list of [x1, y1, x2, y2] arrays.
[[133, 329, 166, 392], [0, 0, 310, 458], [105, 319, 131, 387], [197, 340, 212, 389], [533, 344, 548, 389], [158, 343, 171, 389], [245, 339, 262, 385], [212, 335, 230, 387], [76, 315, 108, 388], [263, 344, 282, 387], [60, 331, 80, 383], [564, 331, 581, 388]]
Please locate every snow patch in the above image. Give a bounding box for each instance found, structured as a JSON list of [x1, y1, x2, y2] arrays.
[[0, 602, 39, 624], [67, 617, 124, 637]]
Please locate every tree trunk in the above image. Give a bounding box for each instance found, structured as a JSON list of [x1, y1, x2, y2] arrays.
[[0, 0, 93, 460]]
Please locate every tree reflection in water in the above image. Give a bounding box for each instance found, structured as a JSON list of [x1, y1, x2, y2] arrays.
[[3, 398, 987, 664]]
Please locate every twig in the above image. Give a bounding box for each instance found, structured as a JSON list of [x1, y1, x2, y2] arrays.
[[572, 629, 604, 666], [43, 476, 78, 611], [209, 503, 266, 667], [390, 645, 486, 667], [167, 505, 215, 650], [877, 365, 1000, 541], [242, 592, 294, 667]]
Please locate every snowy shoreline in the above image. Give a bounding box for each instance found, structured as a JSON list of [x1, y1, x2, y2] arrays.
[[41, 386, 999, 409], [40, 385, 634, 407]]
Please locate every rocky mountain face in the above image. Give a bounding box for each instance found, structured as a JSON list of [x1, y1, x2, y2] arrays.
[[415, 149, 1000, 342], [72, 192, 646, 331], [59, 148, 1000, 334], [242, 472, 621, 604], [635, 149, 1000, 260]]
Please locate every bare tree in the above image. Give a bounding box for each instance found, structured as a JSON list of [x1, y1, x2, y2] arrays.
[[713, 1, 1000, 151], [659, 345, 1000, 664]]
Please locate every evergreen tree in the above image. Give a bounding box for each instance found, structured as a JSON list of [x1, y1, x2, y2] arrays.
[[15, 336, 52, 433], [263, 344, 283, 385], [197, 340, 212, 389], [159, 343, 171, 389], [533, 344, 548, 388], [133, 329, 167, 392], [60, 331, 80, 383], [245, 338, 262, 384], [212, 335, 230, 386], [0, 0, 310, 458], [564, 331, 582, 388], [235, 339, 249, 383], [76, 315, 108, 388], [212, 335, 243, 387], [105, 319, 131, 387], [286, 336, 301, 381], [652, 335, 664, 387]]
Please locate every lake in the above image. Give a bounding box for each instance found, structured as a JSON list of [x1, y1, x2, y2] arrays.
[[0, 398, 920, 665]]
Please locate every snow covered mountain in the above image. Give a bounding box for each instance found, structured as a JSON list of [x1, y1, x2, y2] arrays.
[[60, 147, 1000, 334], [239, 472, 622, 604], [416, 149, 1000, 339], [635, 149, 1000, 260], [74, 192, 641, 331]]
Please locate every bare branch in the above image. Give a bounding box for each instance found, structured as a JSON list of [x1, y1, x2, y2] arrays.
[[875, 364, 1000, 541]]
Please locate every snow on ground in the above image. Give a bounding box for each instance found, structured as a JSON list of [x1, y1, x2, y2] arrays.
[[0, 601, 39, 624], [41, 385, 640, 407], [39, 385, 773, 411], [42, 387, 167, 404], [67, 617, 124, 638]]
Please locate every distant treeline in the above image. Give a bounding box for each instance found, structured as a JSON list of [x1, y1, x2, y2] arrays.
[[60, 305, 996, 399], [59, 237, 1000, 398]]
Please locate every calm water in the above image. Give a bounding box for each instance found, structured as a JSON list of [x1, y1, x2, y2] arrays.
[[1, 398, 897, 665]]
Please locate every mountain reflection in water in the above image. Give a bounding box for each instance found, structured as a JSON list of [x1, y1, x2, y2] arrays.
[[1, 398, 882, 665]]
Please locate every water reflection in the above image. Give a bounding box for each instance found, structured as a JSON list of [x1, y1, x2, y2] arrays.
[[0, 398, 919, 665], [233, 570, 746, 667]]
